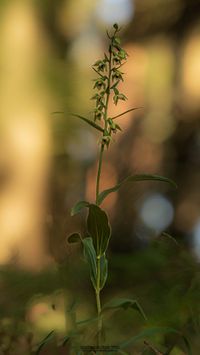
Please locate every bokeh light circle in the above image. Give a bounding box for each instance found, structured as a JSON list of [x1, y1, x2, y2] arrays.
[[96, 0, 134, 26], [140, 193, 174, 233]]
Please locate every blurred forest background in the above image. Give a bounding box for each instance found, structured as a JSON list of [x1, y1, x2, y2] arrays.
[[0, 0, 200, 353]]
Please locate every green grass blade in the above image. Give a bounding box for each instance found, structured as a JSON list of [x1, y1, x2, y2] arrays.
[[35, 330, 55, 354]]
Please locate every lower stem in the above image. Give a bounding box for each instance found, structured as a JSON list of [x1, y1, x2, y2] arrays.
[[96, 289, 101, 316], [96, 256, 102, 346]]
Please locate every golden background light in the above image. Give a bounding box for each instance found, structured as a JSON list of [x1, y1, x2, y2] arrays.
[[0, 1, 51, 268]]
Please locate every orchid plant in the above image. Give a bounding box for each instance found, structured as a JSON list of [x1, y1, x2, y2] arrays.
[[66, 23, 177, 351]]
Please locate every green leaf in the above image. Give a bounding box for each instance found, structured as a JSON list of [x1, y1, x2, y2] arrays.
[[99, 254, 108, 290], [71, 200, 90, 216], [35, 330, 55, 354], [87, 204, 111, 256], [113, 87, 119, 95], [119, 327, 188, 351], [71, 113, 104, 132], [112, 107, 143, 120], [67, 233, 81, 244], [82, 237, 97, 290], [97, 174, 177, 205], [102, 298, 147, 321]]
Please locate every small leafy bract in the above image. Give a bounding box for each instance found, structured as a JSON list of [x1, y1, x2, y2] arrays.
[[87, 204, 111, 256], [71, 200, 90, 216], [68, 233, 81, 244]]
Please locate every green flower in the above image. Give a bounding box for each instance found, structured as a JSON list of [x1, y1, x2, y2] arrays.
[[93, 79, 106, 90], [112, 68, 124, 82], [93, 60, 107, 72]]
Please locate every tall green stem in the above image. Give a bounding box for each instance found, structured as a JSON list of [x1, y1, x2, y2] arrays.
[[95, 152, 103, 344], [96, 143, 104, 205], [104, 44, 112, 130], [94, 34, 113, 348]]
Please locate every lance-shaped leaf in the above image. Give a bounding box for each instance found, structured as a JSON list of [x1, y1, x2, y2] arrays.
[[67, 233, 81, 244], [87, 204, 111, 256], [99, 254, 108, 290], [72, 113, 104, 132], [71, 200, 90, 216], [101, 298, 147, 321], [82, 237, 97, 290], [97, 174, 177, 205], [112, 107, 142, 120]]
